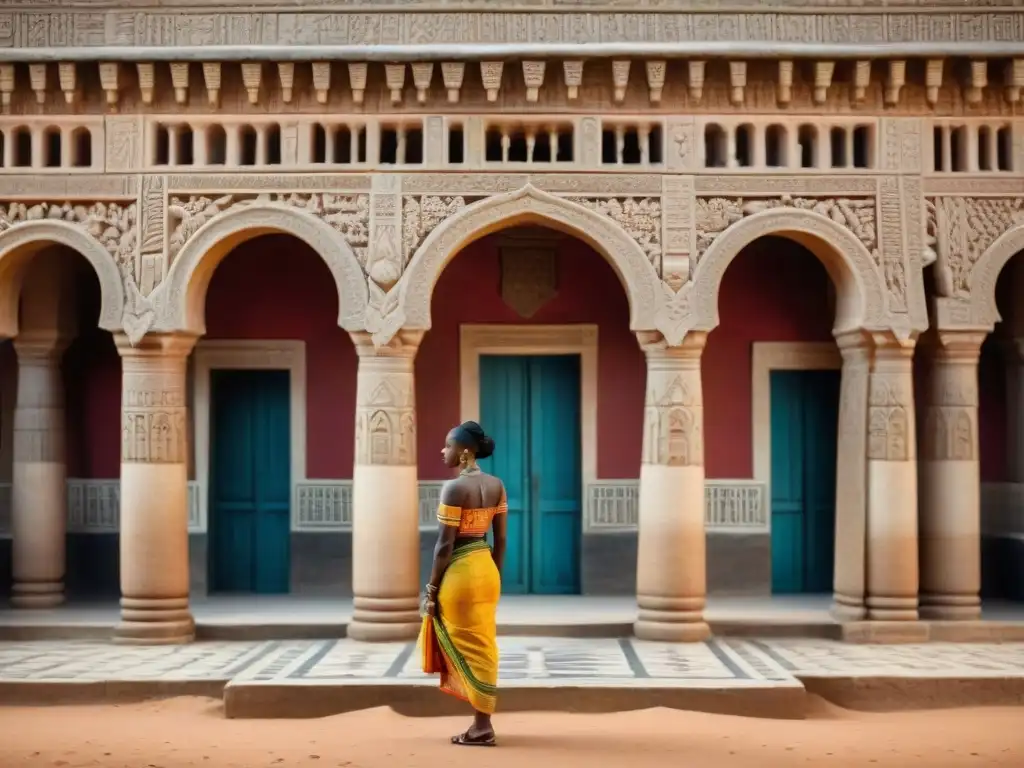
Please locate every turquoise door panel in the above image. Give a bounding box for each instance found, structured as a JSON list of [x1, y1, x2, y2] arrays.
[[770, 371, 806, 595], [769, 368, 840, 595], [210, 369, 291, 595], [479, 355, 530, 594], [803, 370, 840, 594], [528, 355, 582, 595], [478, 353, 583, 595]]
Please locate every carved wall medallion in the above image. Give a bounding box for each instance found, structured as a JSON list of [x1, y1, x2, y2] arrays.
[[500, 241, 558, 319]]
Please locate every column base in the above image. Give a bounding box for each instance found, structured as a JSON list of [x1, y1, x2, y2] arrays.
[[10, 581, 64, 609], [347, 596, 421, 642], [920, 595, 982, 621], [634, 619, 711, 643], [830, 593, 866, 622], [113, 597, 195, 645], [866, 596, 919, 622]]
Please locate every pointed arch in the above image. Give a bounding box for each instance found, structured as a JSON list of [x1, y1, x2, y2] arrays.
[[159, 202, 369, 335], [397, 185, 662, 331], [0, 220, 125, 338], [968, 221, 1024, 328], [687, 207, 888, 335]]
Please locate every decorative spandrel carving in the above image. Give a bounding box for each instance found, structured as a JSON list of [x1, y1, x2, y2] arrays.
[[402, 195, 471, 265], [167, 192, 370, 266], [926, 196, 1024, 299], [694, 195, 877, 269], [566, 197, 662, 271]]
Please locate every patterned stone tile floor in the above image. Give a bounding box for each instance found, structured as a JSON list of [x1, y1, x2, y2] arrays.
[[0, 637, 1021, 684]]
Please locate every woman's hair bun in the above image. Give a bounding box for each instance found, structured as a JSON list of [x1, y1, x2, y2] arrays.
[[476, 434, 496, 460]]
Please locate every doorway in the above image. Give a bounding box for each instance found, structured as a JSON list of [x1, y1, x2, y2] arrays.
[[478, 354, 582, 594], [769, 368, 840, 594], [208, 368, 291, 594]]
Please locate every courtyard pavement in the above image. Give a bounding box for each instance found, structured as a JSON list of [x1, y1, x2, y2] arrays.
[[0, 636, 1022, 718]]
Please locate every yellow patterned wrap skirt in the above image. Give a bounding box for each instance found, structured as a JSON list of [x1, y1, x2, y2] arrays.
[[419, 539, 500, 714]]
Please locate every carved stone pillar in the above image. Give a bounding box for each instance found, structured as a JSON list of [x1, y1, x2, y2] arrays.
[[114, 333, 196, 645], [919, 331, 984, 620], [10, 332, 69, 608], [348, 330, 422, 642], [634, 331, 710, 642], [865, 333, 919, 621], [832, 332, 870, 621]]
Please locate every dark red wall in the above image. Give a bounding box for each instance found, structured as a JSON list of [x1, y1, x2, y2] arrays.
[[71, 231, 839, 482], [416, 228, 644, 480], [204, 235, 357, 479], [703, 237, 835, 478]]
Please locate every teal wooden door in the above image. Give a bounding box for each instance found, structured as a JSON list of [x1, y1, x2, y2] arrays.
[[479, 354, 582, 594], [769, 369, 840, 594], [209, 369, 291, 594]]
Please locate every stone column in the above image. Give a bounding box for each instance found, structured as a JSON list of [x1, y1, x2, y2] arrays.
[[114, 333, 195, 645], [10, 332, 69, 608], [348, 330, 422, 642], [865, 333, 919, 621], [831, 332, 870, 621], [919, 331, 984, 620], [634, 331, 710, 642]]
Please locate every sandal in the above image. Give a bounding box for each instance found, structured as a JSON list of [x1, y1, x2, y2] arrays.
[[451, 731, 496, 747]]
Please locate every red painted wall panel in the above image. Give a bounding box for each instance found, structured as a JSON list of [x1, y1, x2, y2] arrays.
[[204, 235, 358, 479], [73, 231, 837, 482]]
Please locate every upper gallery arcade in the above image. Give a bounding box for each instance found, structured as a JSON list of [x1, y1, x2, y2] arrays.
[[1, 2, 1024, 644]]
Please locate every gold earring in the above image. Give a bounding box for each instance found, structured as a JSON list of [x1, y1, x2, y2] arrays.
[[459, 451, 468, 468]]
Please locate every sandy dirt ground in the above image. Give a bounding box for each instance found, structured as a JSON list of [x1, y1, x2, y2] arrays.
[[0, 696, 1021, 768]]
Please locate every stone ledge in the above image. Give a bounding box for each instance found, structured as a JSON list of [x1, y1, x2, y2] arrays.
[[799, 676, 1024, 712], [222, 677, 807, 720]]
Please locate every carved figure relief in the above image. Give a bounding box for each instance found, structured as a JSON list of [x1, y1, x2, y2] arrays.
[[121, 372, 187, 464], [643, 370, 703, 467], [926, 196, 1024, 299], [867, 370, 913, 462], [355, 368, 416, 467], [922, 357, 979, 462], [566, 197, 662, 272]]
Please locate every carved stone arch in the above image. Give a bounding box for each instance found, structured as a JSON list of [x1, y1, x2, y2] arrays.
[[967, 221, 1024, 329], [158, 202, 369, 335], [688, 208, 888, 335], [398, 184, 662, 332], [0, 220, 125, 338]]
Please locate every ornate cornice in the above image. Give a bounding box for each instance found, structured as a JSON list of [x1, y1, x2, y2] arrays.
[[0, 10, 1022, 53]]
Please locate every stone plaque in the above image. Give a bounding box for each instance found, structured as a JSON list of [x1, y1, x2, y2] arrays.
[[500, 243, 558, 319]]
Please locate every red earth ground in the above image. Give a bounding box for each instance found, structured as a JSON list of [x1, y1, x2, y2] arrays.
[[0, 696, 1020, 768]]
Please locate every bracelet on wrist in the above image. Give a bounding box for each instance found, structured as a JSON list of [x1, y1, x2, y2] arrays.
[[425, 583, 438, 595]]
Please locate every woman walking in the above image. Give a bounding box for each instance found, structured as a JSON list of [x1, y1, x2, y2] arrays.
[[420, 420, 507, 747]]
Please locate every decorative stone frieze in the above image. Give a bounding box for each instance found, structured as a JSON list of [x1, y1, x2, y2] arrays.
[[694, 195, 877, 269], [927, 196, 1024, 300], [565, 197, 662, 271], [166, 192, 370, 266]]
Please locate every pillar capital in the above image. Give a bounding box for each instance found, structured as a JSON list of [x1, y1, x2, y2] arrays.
[[636, 330, 706, 360], [926, 330, 986, 363], [349, 329, 423, 360], [13, 330, 69, 361], [114, 331, 198, 360]]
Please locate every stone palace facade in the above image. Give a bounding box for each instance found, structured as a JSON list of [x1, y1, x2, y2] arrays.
[[0, 1, 1023, 644]]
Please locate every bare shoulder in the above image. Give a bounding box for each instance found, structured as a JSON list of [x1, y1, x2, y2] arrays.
[[439, 478, 465, 507]]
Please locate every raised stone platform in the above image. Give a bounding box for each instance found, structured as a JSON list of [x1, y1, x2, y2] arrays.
[[0, 637, 1021, 719], [3, 596, 1023, 644]]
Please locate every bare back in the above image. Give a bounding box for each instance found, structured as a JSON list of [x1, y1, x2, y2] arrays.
[[449, 472, 504, 511]]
